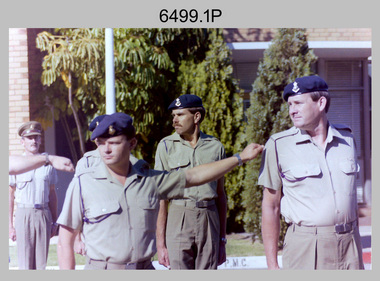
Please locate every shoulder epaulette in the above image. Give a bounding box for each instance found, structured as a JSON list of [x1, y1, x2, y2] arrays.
[[74, 166, 96, 178], [270, 127, 299, 141], [160, 134, 179, 142], [332, 123, 352, 132]]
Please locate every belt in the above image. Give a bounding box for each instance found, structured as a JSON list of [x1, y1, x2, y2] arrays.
[[86, 257, 153, 270], [17, 203, 49, 209], [291, 221, 358, 234], [171, 199, 215, 208]]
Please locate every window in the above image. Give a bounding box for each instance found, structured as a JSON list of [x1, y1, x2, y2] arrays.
[[325, 60, 364, 157]]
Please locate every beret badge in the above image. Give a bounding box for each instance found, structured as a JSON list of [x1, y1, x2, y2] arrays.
[[175, 98, 181, 107], [108, 125, 116, 136], [292, 82, 300, 93]]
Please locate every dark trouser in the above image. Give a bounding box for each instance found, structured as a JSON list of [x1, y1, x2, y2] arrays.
[[85, 257, 155, 270], [282, 223, 364, 270]]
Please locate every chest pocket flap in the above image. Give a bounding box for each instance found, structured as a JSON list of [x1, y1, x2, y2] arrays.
[[86, 200, 121, 219], [286, 164, 321, 179], [167, 157, 190, 170], [15, 174, 33, 189]]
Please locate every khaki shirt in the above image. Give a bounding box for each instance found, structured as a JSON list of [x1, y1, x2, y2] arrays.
[[154, 131, 225, 201], [9, 157, 57, 205], [258, 123, 359, 226], [57, 160, 186, 264]]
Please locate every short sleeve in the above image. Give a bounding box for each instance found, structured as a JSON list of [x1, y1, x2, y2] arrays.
[[258, 138, 282, 191], [154, 140, 169, 171], [57, 176, 84, 231], [50, 167, 58, 185], [9, 175, 16, 187], [151, 169, 185, 200]]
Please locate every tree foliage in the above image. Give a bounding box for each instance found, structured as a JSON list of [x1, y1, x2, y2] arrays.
[[35, 28, 208, 163], [35, 28, 246, 231], [243, 28, 317, 246], [36, 28, 105, 161]]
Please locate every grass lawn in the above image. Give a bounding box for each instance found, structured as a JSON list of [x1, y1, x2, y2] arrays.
[[9, 233, 271, 268]]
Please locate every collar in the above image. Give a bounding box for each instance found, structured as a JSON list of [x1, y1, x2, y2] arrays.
[[295, 122, 347, 145], [293, 128, 312, 144], [325, 122, 349, 144], [92, 160, 143, 184], [171, 131, 211, 146]]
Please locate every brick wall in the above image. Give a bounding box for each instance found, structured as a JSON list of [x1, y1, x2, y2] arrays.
[[223, 28, 372, 43], [9, 28, 30, 156], [306, 28, 372, 41]]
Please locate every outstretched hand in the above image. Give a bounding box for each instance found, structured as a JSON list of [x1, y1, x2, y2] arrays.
[[49, 155, 75, 172], [240, 143, 264, 163]]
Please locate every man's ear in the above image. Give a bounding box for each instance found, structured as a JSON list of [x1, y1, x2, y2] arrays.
[[194, 112, 201, 124], [319, 96, 327, 112], [129, 138, 138, 150]]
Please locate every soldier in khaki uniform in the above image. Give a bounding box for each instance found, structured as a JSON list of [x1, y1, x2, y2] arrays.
[[260, 76, 364, 270], [155, 95, 227, 269], [72, 115, 152, 260], [57, 112, 264, 270], [9, 121, 59, 269]]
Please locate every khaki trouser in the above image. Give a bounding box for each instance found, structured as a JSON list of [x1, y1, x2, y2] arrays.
[[166, 200, 220, 269], [15, 207, 52, 270], [85, 257, 155, 270], [282, 223, 364, 270]]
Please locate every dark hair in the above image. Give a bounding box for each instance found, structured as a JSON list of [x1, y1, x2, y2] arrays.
[[309, 91, 331, 113], [124, 127, 136, 140], [187, 107, 206, 123]]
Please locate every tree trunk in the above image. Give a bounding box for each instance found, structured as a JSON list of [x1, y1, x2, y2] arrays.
[[68, 72, 86, 156], [61, 114, 78, 165]]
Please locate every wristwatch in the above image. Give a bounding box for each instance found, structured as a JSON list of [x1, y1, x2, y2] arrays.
[[233, 153, 243, 166], [42, 153, 50, 166], [220, 237, 227, 245]]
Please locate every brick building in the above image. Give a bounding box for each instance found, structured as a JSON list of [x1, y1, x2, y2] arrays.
[[9, 28, 30, 156], [8, 28, 372, 210]]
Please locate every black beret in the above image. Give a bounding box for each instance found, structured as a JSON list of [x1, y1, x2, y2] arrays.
[[89, 115, 107, 132], [90, 112, 135, 140], [283, 75, 328, 101], [18, 121, 42, 137], [168, 94, 204, 110]]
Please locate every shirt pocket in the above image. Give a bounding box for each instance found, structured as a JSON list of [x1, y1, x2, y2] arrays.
[[283, 164, 321, 181], [85, 200, 121, 221], [339, 158, 359, 174], [135, 196, 159, 230], [167, 157, 190, 171], [15, 174, 33, 190]]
